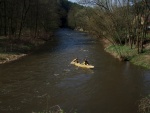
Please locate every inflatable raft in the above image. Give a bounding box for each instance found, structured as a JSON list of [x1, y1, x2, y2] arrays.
[[70, 60, 94, 69]]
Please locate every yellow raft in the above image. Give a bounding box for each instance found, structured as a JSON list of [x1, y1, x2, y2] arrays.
[[70, 60, 94, 69]]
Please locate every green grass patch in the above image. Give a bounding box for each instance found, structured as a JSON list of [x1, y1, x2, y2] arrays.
[[131, 54, 150, 69], [105, 44, 150, 69], [105, 45, 137, 60]]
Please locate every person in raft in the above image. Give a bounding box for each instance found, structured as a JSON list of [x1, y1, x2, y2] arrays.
[[74, 58, 79, 63], [83, 59, 89, 65]]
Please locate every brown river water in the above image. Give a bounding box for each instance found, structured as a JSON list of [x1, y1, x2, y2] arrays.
[[0, 28, 150, 113]]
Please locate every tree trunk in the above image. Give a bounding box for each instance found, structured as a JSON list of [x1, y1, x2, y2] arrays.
[[18, 0, 30, 39], [4, 0, 7, 36], [34, 0, 39, 39]]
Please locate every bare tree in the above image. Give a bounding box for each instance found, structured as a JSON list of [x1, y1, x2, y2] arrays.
[[18, 0, 31, 39]]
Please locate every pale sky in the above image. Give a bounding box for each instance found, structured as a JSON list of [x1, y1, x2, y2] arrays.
[[68, 0, 78, 3]]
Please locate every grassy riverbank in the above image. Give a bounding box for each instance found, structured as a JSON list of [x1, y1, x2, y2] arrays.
[[0, 35, 51, 64], [104, 42, 150, 69]]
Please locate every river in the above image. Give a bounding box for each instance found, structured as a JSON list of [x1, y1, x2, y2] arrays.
[[0, 28, 150, 113]]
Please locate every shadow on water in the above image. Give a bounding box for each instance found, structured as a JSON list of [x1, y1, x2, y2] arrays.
[[0, 28, 150, 113]]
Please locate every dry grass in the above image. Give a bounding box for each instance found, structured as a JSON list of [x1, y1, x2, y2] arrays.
[[0, 53, 26, 64]]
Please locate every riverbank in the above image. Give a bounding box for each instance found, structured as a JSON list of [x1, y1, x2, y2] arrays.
[[0, 53, 26, 64], [102, 39, 150, 69], [0, 34, 53, 64]]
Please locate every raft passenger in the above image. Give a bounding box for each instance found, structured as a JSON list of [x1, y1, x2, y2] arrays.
[[83, 59, 89, 65], [74, 58, 79, 63]]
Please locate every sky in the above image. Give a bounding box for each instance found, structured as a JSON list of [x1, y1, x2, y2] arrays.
[[68, 0, 78, 3]]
